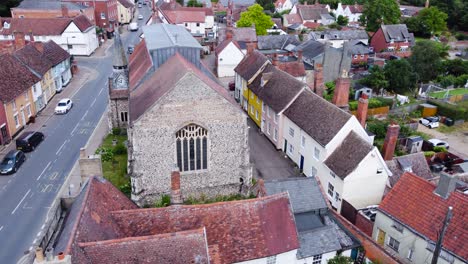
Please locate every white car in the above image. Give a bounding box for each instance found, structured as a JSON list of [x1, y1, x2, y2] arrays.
[[55, 98, 73, 114], [428, 139, 450, 149], [138, 14, 143, 20], [419, 116, 439, 129]]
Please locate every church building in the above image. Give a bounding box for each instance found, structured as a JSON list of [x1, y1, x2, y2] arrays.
[[109, 24, 251, 206]]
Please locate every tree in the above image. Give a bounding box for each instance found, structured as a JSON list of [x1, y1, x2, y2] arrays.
[[327, 254, 353, 264], [361, 0, 401, 32], [336, 15, 349, 26], [359, 66, 388, 93], [410, 40, 443, 83], [237, 4, 274, 35], [187, 0, 203, 7], [417, 7, 448, 36], [384, 59, 418, 95], [256, 0, 275, 13], [176, 0, 184, 6], [0, 0, 22, 17]]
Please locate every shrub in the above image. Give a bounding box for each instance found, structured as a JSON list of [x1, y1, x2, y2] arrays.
[[424, 151, 435, 157], [433, 146, 448, 153], [154, 194, 171, 207], [119, 183, 131, 197], [95, 147, 114, 162], [113, 143, 127, 155], [112, 127, 121, 136], [374, 97, 394, 108], [428, 100, 468, 120]]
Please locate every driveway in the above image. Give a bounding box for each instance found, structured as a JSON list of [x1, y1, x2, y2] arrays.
[[248, 119, 302, 180], [417, 124, 468, 158]]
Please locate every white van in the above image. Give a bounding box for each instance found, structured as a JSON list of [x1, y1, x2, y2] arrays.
[[129, 22, 138, 31]]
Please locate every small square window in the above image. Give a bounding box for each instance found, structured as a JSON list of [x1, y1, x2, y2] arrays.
[[266, 255, 276, 264], [274, 114, 278, 124], [377, 168, 383, 174], [196, 23, 200, 27], [328, 183, 334, 197], [250, 105, 254, 114], [330, 171, 336, 178], [288, 144, 294, 154], [301, 136, 306, 148], [335, 192, 340, 202], [267, 122, 271, 135], [255, 110, 259, 120], [312, 254, 322, 264], [388, 236, 400, 252], [392, 221, 404, 233], [289, 127, 294, 137], [314, 147, 320, 160], [100, 12, 106, 19], [273, 128, 278, 141]]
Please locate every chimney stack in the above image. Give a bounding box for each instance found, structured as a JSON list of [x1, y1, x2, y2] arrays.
[[332, 70, 350, 110], [34, 42, 44, 53], [61, 4, 69, 18], [272, 53, 279, 66], [297, 50, 303, 62], [356, 93, 368, 128], [313, 63, 324, 97], [35, 247, 45, 262], [13, 31, 26, 50], [381, 123, 400, 160], [246, 42, 254, 55], [434, 172, 457, 199], [225, 28, 233, 40], [171, 169, 183, 204]]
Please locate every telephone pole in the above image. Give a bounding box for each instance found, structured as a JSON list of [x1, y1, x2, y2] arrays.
[[431, 206, 453, 264]]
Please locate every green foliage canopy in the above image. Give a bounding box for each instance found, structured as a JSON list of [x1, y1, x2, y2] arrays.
[[237, 4, 274, 35], [360, 0, 401, 32]]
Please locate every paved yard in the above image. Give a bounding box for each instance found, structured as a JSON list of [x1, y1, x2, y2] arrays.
[[248, 119, 302, 180], [417, 123, 468, 158]]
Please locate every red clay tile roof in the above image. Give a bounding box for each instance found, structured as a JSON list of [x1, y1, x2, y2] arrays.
[[165, 10, 206, 23], [345, 4, 363, 13], [0, 53, 41, 103], [77, 228, 210, 264], [128, 39, 153, 89], [111, 193, 299, 263], [284, 13, 303, 25], [379, 172, 468, 261], [0, 15, 92, 36], [182, 7, 214, 16], [234, 50, 269, 81], [14, 43, 54, 76], [276, 60, 306, 77], [43, 40, 70, 66], [130, 53, 237, 122], [303, 21, 320, 29]]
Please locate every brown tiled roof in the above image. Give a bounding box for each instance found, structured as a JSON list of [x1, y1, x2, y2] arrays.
[[233, 27, 257, 42], [43, 40, 70, 66], [215, 39, 242, 55], [283, 90, 351, 146], [298, 6, 328, 21], [276, 61, 306, 77], [385, 152, 433, 188], [111, 193, 299, 263], [0, 53, 40, 102], [182, 6, 214, 16], [14, 43, 53, 76], [345, 4, 363, 13], [324, 131, 373, 179], [128, 39, 153, 89], [130, 53, 237, 122], [0, 15, 92, 36], [117, 0, 135, 8], [303, 21, 320, 29], [77, 229, 210, 264], [284, 13, 303, 25], [248, 64, 305, 113], [379, 172, 468, 261], [72, 14, 94, 32], [165, 10, 206, 23], [234, 50, 269, 81]]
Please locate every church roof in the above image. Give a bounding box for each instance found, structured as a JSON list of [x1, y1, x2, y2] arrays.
[[142, 24, 202, 51], [129, 53, 236, 123], [112, 31, 128, 68]]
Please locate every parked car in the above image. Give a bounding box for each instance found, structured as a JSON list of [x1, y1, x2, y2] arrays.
[[0, 150, 26, 175], [55, 98, 73, 114], [428, 138, 450, 149], [138, 14, 143, 20], [138, 3, 142, 8], [128, 45, 135, 54], [129, 22, 138, 32], [16, 131, 45, 152], [419, 116, 439, 129]]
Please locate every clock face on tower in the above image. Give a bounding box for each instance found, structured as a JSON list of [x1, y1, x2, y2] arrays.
[[114, 73, 128, 89]]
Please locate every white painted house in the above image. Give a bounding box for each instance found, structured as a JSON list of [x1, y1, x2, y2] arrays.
[[275, 0, 295, 13], [0, 15, 98, 56], [157, 4, 214, 37], [282, 89, 390, 213], [117, 0, 135, 24], [215, 39, 245, 77], [333, 3, 363, 23]]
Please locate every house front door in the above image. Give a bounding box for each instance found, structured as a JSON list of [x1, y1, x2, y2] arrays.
[[377, 229, 386, 246], [300, 155, 304, 172], [283, 139, 288, 153]]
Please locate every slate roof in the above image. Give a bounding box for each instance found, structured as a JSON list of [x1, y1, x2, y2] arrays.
[[14, 43, 53, 76], [0, 15, 93, 36], [43, 40, 70, 66], [298, 226, 342, 257], [219, 0, 255, 7], [128, 39, 153, 89], [265, 177, 327, 214], [248, 64, 305, 113], [142, 24, 202, 51], [257, 35, 300, 51], [379, 172, 468, 262], [316, 29, 368, 40], [294, 40, 325, 60], [234, 50, 269, 81], [0, 53, 41, 102], [130, 53, 236, 122], [298, 7, 328, 21], [381, 24, 414, 43], [324, 131, 373, 179], [385, 152, 433, 187], [233, 27, 257, 42], [283, 90, 351, 146], [345, 40, 370, 55]]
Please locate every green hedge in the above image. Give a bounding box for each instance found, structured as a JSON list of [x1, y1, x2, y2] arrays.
[[349, 98, 392, 111], [428, 100, 468, 120]]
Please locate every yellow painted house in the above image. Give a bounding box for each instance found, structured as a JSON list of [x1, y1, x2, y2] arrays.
[[247, 91, 262, 127]]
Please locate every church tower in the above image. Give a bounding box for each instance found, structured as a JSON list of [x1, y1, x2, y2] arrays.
[[108, 31, 130, 130]]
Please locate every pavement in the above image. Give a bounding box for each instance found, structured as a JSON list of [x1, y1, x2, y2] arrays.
[[0, 5, 152, 263], [417, 123, 468, 158]]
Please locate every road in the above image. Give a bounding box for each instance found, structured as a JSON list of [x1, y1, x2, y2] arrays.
[[0, 6, 151, 263]]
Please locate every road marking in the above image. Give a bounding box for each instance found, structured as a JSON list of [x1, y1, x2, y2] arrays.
[[56, 140, 68, 155], [37, 231, 42, 237], [33, 239, 37, 244], [41, 224, 45, 230], [36, 161, 52, 181], [49, 171, 59, 181], [29, 246, 33, 252], [12, 189, 31, 215], [7, 179, 11, 183], [71, 122, 80, 135], [98, 87, 104, 96], [91, 97, 97, 107], [0, 226, 3, 232]]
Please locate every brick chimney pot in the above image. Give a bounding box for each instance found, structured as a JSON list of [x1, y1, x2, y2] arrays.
[[332, 75, 351, 109], [381, 124, 400, 160], [356, 94, 369, 128]]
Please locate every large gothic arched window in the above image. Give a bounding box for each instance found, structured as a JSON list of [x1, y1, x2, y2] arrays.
[[176, 124, 208, 172]]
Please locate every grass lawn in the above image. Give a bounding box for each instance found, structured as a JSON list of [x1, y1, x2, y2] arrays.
[[429, 88, 468, 99], [437, 122, 468, 134], [99, 133, 129, 189]]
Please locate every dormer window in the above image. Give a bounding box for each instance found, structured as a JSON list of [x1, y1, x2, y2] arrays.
[[377, 168, 383, 174], [3, 22, 10, 29], [390, 39, 394, 44]]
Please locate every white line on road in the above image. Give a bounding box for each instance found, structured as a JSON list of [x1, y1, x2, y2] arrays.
[[0, 226, 3, 232], [7, 179, 11, 183], [98, 87, 105, 96], [36, 161, 52, 181], [71, 122, 80, 135], [12, 189, 31, 215], [41, 224, 45, 230], [56, 140, 68, 155], [91, 97, 97, 107], [33, 239, 37, 244]]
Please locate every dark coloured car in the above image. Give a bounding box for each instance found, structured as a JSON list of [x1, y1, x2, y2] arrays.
[[0, 150, 26, 175], [16, 131, 45, 152]]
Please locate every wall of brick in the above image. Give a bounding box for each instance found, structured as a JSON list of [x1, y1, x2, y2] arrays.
[[129, 73, 251, 206], [355, 212, 374, 237]]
